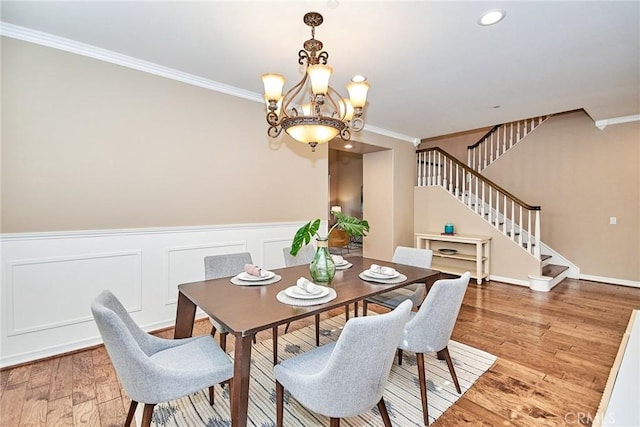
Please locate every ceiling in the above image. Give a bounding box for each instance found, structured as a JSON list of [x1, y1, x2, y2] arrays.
[[2, 1, 639, 143]]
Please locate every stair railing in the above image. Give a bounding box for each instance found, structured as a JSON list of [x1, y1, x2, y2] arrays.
[[417, 147, 541, 259], [467, 115, 549, 172]]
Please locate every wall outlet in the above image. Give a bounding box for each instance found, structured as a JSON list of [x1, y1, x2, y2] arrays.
[[610, 217, 617, 225]]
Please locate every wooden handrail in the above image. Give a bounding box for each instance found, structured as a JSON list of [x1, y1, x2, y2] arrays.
[[467, 125, 500, 150], [416, 146, 541, 210]]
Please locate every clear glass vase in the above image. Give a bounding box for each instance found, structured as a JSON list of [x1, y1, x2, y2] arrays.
[[310, 238, 336, 285]]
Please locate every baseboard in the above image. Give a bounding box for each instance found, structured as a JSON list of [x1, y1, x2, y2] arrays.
[[579, 274, 640, 288]]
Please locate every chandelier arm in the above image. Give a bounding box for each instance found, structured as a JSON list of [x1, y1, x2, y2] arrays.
[[266, 111, 280, 126], [268, 125, 283, 138], [340, 127, 351, 141], [298, 50, 310, 66], [325, 86, 345, 120], [317, 51, 329, 65], [281, 72, 309, 118], [349, 117, 365, 132]]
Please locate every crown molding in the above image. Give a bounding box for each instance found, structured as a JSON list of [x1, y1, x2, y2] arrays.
[[1, 22, 418, 145], [0, 22, 262, 103], [362, 124, 421, 145], [595, 114, 640, 130]]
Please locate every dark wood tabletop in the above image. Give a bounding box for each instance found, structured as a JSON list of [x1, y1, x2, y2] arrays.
[[173, 256, 440, 427]]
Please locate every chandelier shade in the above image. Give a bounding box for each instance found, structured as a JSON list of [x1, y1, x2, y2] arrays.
[[261, 12, 369, 152]]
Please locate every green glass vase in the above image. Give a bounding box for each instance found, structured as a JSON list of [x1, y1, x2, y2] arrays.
[[310, 238, 336, 285]]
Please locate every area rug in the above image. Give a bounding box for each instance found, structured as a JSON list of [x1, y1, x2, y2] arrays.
[[151, 314, 496, 426]]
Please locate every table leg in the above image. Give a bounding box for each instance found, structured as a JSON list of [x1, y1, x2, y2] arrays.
[[174, 291, 196, 339], [231, 334, 253, 427]]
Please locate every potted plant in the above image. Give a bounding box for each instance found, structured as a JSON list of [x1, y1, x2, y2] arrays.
[[290, 211, 370, 284]]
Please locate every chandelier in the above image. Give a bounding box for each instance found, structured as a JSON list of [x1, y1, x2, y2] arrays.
[[261, 12, 370, 152]]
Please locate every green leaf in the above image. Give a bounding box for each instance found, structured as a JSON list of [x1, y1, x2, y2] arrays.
[[290, 212, 369, 256], [290, 219, 321, 256]]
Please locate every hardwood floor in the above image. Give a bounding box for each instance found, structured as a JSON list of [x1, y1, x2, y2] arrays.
[[1, 278, 638, 426]]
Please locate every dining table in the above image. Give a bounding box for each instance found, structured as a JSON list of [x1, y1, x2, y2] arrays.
[[173, 255, 440, 427]]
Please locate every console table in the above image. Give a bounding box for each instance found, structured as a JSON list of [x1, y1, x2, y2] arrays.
[[415, 232, 491, 284]]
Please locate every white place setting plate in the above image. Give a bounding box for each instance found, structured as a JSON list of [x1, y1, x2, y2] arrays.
[[358, 271, 408, 284], [284, 286, 331, 299], [335, 262, 353, 270], [230, 272, 282, 286], [236, 270, 276, 282], [277, 287, 337, 306], [362, 269, 401, 279]]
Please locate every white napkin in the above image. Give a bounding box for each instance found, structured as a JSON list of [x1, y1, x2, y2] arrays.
[[244, 264, 265, 277], [370, 264, 397, 276], [331, 254, 344, 264], [296, 277, 319, 294]]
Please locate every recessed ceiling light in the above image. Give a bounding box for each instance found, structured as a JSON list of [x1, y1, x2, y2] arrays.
[[479, 10, 506, 26], [344, 143, 353, 149]]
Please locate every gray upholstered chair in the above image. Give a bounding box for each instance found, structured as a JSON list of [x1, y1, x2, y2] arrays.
[[274, 299, 413, 427], [91, 290, 233, 427], [397, 272, 471, 426], [363, 246, 434, 316], [282, 244, 316, 268], [204, 252, 254, 352]]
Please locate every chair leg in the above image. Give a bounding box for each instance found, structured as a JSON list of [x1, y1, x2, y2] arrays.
[[397, 349, 403, 366], [276, 381, 284, 427], [362, 300, 368, 316], [219, 331, 228, 353], [377, 397, 392, 427], [315, 314, 320, 346], [272, 326, 279, 366], [354, 301, 359, 317], [141, 403, 156, 427], [442, 346, 462, 393], [210, 325, 216, 337], [209, 385, 215, 405], [417, 353, 429, 426], [330, 418, 341, 427], [284, 321, 291, 333], [125, 401, 138, 426]]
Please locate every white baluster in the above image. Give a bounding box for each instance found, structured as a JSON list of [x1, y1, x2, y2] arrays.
[[503, 196, 508, 234], [502, 125, 507, 154], [518, 207, 523, 247], [489, 134, 494, 164], [534, 210, 541, 259], [494, 192, 501, 229], [436, 151, 441, 186], [487, 187, 493, 224], [517, 121, 521, 141], [481, 182, 486, 218], [474, 176, 479, 213], [527, 211, 533, 255], [510, 201, 515, 241], [509, 123, 514, 148], [422, 152, 427, 186]]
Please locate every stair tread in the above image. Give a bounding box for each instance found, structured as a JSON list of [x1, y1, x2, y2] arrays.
[[541, 254, 552, 262], [542, 264, 569, 279]]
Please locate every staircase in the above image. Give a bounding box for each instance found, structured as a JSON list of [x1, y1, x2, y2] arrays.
[[416, 146, 570, 291], [467, 115, 550, 173]]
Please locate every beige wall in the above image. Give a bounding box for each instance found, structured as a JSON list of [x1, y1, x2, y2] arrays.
[[2, 38, 414, 259], [1, 38, 330, 232], [358, 131, 417, 261], [481, 111, 639, 281]]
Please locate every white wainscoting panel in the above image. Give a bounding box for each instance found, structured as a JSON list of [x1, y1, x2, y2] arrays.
[[0, 222, 313, 367], [6, 251, 141, 336]]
